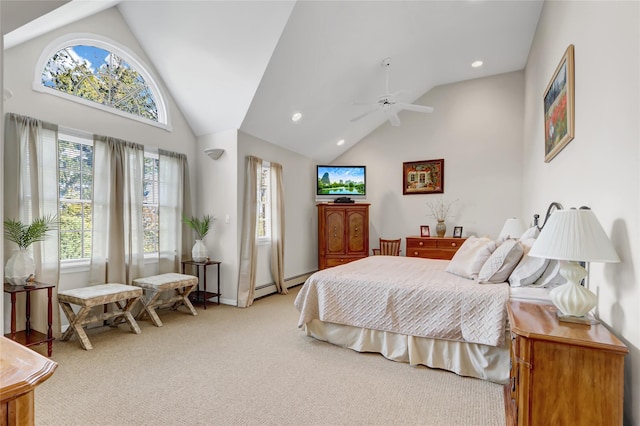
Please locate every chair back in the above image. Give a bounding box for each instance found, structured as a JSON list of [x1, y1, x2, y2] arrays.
[[373, 238, 401, 256]]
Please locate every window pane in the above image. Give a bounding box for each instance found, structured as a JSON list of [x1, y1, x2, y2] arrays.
[[60, 231, 82, 260], [60, 202, 82, 230]]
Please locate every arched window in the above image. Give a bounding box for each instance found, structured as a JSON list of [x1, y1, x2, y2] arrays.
[[34, 34, 170, 130]]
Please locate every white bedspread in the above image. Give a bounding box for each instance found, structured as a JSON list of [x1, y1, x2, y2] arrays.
[[295, 256, 510, 346]]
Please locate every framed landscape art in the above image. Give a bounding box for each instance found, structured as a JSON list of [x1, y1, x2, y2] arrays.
[[544, 44, 575, 162], [403, 159, 444, 195]]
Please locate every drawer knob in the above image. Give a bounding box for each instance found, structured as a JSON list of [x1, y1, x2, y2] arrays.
[[419, 241, 424, 246], [451, 242, 457, 247], [413, 251, 418, 256]]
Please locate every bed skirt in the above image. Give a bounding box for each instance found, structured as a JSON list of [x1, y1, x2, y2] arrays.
[[304, 319, 510, 384]]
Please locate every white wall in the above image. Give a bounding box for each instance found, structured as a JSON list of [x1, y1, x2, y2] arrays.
[[196, 129, 240, 305], [522, 2, 639, 424], [336, 71, 525, 251], [2, 7, 198, 332]]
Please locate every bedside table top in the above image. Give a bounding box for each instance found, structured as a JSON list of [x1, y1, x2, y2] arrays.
[[508, 300, 628, 353]]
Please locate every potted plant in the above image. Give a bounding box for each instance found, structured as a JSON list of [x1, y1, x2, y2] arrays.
[[4, 215, 57, 285], [183, 214, 215, 262]]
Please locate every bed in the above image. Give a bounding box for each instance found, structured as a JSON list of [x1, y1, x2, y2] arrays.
[[295, 213, 562, 384]]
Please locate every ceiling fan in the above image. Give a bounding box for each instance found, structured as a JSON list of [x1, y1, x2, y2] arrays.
[[351, 57, 434, 126]]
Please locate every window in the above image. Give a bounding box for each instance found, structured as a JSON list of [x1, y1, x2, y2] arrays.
[[257, 162, 271, 239], [35, 34, 169, 129], [57, 134, 160, 261], [58, 134, 93, 261], [143, 154, 160, 253]]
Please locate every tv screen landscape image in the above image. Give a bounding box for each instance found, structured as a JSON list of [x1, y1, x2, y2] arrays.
[[316, 165, 366, 197]]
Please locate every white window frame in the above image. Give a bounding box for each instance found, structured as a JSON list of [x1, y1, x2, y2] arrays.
[[33, 33, 172, 131], [143, 151, 160, 256]]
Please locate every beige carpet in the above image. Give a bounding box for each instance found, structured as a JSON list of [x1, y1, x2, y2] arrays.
[[35, 286, 505, 425]]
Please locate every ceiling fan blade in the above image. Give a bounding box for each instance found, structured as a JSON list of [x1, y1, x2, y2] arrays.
[[395, 103, 434, 113], [388, 113, 401, 127], [350, 108, 379, 122]]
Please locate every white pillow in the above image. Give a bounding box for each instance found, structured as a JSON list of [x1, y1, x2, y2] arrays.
[[519, 226, 540, 241], [531, 259, 567, 288], [445, 236, 497, 280], [478, 239, 524, 284], [508, 238, 549, 287]]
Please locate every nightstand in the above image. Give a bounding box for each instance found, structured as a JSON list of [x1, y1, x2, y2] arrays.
[[505, 300, 627, 425], [4, 282, 55, 356]]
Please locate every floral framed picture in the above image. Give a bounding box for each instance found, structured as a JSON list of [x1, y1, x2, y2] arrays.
[[403, 159, 444, 195], [420, 225, 430, 237], [544, 44, 575, 163]]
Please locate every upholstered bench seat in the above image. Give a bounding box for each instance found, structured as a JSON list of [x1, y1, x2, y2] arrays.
[[58, 283, 143, 350], [132, 273, 198, 327]]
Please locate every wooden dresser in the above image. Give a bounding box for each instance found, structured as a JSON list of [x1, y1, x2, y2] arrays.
[[505, 300, 628, 426], [1, 336, 57, 425], [405, 236, 465, 260], [317, 203, 369, 269]]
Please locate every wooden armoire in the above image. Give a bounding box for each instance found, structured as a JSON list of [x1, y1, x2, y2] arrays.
[[317, 203, 369, 269]]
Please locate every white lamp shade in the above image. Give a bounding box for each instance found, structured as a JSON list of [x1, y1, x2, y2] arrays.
[[528, 208, 620, 263], [499, 218, 524, 239]]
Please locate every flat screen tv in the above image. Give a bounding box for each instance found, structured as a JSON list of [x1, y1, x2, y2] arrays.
[[316, 165, 366, 201]]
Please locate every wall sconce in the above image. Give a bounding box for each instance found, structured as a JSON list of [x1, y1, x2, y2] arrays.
[[205, 148, 224, 160]]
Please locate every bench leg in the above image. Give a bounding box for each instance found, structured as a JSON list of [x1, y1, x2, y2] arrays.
[[59, 303, 94, 350], [177, 284, 198, 317], [137, 290, 165, 327], [121, 297, 142, 334]]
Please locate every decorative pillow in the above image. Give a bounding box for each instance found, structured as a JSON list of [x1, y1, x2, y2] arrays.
[[531, 259, 567, 288], [445, 236, 497, 280], [519, 226, 540, 241], [478, 239, 524, 284], [508, 238, 549, 287]]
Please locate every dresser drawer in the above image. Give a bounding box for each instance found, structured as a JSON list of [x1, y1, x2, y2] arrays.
[[405, 237, 466, 260], [324, 256, 365, 268]]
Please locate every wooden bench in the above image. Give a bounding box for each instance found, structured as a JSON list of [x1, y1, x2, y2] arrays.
[[58, 284, 143, 350], [132, 273, 198, 327]]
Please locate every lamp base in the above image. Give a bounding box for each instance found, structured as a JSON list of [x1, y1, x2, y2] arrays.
[[557, 312, 600, 325]]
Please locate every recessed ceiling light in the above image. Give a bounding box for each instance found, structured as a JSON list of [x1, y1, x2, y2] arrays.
[[291, 112, 302, 122], [337, 139, 345, 146], [471, 60, 483, 68]]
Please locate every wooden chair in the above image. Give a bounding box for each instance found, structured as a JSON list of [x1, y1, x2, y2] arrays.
[[372, 238, 401, 256]]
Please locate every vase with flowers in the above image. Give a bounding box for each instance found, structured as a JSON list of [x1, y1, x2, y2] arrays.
[[426, 198, 457, 237], [4, 215, 57, 286]]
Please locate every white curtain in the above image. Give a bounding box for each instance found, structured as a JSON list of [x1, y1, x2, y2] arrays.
[[237, 156, 262, 307], [90, 136, 144, 285], [4, 113, 61, 336], [158, 149, 192, 273], [270, 162, 287, 294]]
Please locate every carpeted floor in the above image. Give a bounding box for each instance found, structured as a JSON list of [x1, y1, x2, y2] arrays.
[[35, 286, 505, 425]]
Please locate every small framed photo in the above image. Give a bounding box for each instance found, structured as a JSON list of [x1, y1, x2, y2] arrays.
[[453, 226, 463, 238], [420, 225, 430, 237]]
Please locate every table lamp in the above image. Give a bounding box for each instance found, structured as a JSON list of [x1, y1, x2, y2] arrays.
[[499, 218, 525, 240], [528, 207, 620, 324]]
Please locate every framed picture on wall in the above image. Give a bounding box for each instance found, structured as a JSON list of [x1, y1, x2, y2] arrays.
[[403, 159, 444, 195], [420, 225, 430, 237], [453, 226, 463, 238], [544, 44, 575, 163]]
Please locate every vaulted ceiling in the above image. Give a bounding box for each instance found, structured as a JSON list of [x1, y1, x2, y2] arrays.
[[3, 0, 543, 162]]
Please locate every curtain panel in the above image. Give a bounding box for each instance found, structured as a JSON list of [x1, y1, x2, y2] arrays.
[[89, 135, 145, 285], [237, 155, 262, 307], [4, 113, 61, 336], [270, 162, 287, 294], [158, 149, 193, 273]]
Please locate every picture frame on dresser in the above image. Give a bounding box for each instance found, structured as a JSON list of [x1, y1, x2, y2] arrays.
[[420, 225, 430, 237], [453, 226, 463, 238]]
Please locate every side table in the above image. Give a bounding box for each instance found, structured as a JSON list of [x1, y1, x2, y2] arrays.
[[4, 282, 55, 356], [181, 260, 221, 309]]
